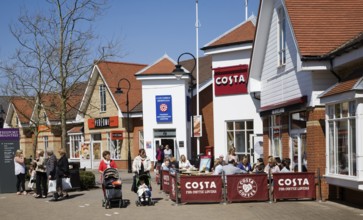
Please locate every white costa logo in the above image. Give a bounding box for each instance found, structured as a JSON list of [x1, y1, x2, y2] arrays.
[[185, 181, 217, 190], [278, 178, 309, 186], [215, 75, 246, 86], [237, 177, 257, 198]]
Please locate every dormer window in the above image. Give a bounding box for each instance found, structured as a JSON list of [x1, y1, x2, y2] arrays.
[[278, 7, 286, 66], [99, 84, 107, 112]]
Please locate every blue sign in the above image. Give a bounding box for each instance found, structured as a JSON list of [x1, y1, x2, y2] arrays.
[[156, 95, 172, 123]]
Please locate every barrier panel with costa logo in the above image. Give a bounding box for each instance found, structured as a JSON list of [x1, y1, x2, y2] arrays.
[[273, 172, 316, 200], [169, 173, 177, 201], [162, 170, 170, 194], [226, 174, 268, 202], [180, 175, 222, 203]]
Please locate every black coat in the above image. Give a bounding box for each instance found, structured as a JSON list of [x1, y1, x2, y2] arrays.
[[57, 155, 69, 177]]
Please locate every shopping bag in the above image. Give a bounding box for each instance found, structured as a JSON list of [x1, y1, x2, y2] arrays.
[[28, 181, 34, 189], [48, 180, 57, 193], [62, 178, 72, 191]]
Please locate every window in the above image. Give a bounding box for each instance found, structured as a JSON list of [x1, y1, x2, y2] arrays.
[[69, 135, 82, 159], [270, 115, 282, 158], [44, 136, 48, 152], [278, 7, 286, 66], [139, 130, 144, 149], [226, 120, 254, 160], [99, 84, 107, 112], [107, 133, 122, 160], [327, 101, 356, 176]]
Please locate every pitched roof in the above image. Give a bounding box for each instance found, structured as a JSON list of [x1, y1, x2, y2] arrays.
[[202, 18, 256, 50], [11, 97, 35, 124], [97, 61, 147, 113], [285, 0, 363, 57], [180, 55, 212, 85], [137, 55, 176, 75], [320, 72, 363, 98], [41, 82, 88, 121]]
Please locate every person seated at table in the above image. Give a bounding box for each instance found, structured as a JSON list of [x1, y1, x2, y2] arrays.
[[237, 156, 252, 173], [169, 156, 178, 169], [179, 154, 191, 169], [222, 159, 246, 175], [218, 155, 226, 166], [252, 161, 265, 174], [161, 158, 170, 170], [280, 158, 292, 172], [213, 158, 223, 175]]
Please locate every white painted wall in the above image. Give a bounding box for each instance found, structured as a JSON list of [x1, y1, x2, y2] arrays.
[[140, 78, 191, 162], [209, 47, 263, 161]]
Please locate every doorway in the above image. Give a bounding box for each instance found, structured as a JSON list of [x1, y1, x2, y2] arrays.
[[154, 138, 176, 158], [291, 134, 307, 172]]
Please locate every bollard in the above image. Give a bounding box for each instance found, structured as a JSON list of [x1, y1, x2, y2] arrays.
[[172, 172, 180, 206], [317, 168, 322, 202], [268, 168, 273, 203], [221, 170, 227, 205]]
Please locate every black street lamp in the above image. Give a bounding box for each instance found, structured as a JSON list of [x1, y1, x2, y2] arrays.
[[115, 78, 132, 173], [0, 105, 5, 128], [172, 52, 196, 156]]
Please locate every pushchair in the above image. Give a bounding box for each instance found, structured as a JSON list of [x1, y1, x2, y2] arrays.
[[133, 172, 155, 206], [102, 168, 123, 209]]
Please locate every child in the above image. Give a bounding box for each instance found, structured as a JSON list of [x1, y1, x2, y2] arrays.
[[28, 162, 37, 194], [137, 178, 151, 202]]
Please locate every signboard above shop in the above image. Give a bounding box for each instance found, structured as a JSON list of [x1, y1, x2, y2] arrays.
[[88, 116, 118, 129], [213, 64, 249, 96]]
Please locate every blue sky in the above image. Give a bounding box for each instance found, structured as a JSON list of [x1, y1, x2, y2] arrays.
[[0, 0, 259, 65]]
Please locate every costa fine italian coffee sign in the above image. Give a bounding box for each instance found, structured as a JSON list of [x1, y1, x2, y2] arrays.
[[273, 172, 316, 200], [226, 174, 268, 202], [213, 65, 249, 96], [180, 175, 222, 203]]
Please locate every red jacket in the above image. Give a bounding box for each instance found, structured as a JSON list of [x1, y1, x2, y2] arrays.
[[98, 159, 117, 173]]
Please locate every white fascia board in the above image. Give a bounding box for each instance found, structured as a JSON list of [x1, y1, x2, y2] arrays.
[[320, 91, 356, 104], [136, 75, 178, 81], [248, 78, 261, 92], [204, 44, 252, 56], [301, 60, 330, 71], [198, 78, 213, 93], [333, 46, 363, 68], [77, 65, 98, 118]]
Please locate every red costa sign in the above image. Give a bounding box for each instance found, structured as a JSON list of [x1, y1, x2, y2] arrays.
[[180, 175, 222, 203], [161, 170, 170, 194], [227, 174, 268, 202], [273, 172, 316, 200], [213, 65, 249, 96]]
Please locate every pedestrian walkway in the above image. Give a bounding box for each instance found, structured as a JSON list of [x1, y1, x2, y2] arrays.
[[0, 169, 362, 220]]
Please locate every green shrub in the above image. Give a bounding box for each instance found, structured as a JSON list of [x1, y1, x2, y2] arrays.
[[79, 170, 96, 190]]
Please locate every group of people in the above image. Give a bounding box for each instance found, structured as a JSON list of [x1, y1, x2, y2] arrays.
[[212, 147, 299, 176], [13, 148, 70, 201]]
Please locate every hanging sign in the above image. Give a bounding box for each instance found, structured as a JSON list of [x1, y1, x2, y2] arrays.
[[156, 95, 172, 123]]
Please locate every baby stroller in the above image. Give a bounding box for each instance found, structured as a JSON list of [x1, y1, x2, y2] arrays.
[[102, 168, 123, 209], [133, 172, 154, 206]]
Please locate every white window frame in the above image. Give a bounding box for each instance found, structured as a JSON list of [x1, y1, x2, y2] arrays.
[[277, 6, 286, 67], [99, 84, 107, 112], [44, 136, 48, 152], [68, 134, 83, 159], [107, 132, 122, 160], [226, 120, 254, 160], [326, 101, 356, 177]]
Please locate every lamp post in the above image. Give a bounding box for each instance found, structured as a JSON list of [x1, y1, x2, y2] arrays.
[[172, 52, 196, 159], [115, 78, 132, 173], [0, 105, 5, 128]]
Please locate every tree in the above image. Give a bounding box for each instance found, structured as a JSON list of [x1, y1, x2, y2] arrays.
[[1, 0, 118, 152]]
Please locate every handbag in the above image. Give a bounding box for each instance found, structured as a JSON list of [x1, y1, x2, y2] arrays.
[[62, 178, 72, 191], [48, 180, 57, 193]]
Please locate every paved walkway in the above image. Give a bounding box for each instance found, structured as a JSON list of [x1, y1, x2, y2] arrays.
[[0, 169, 362, 220]]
